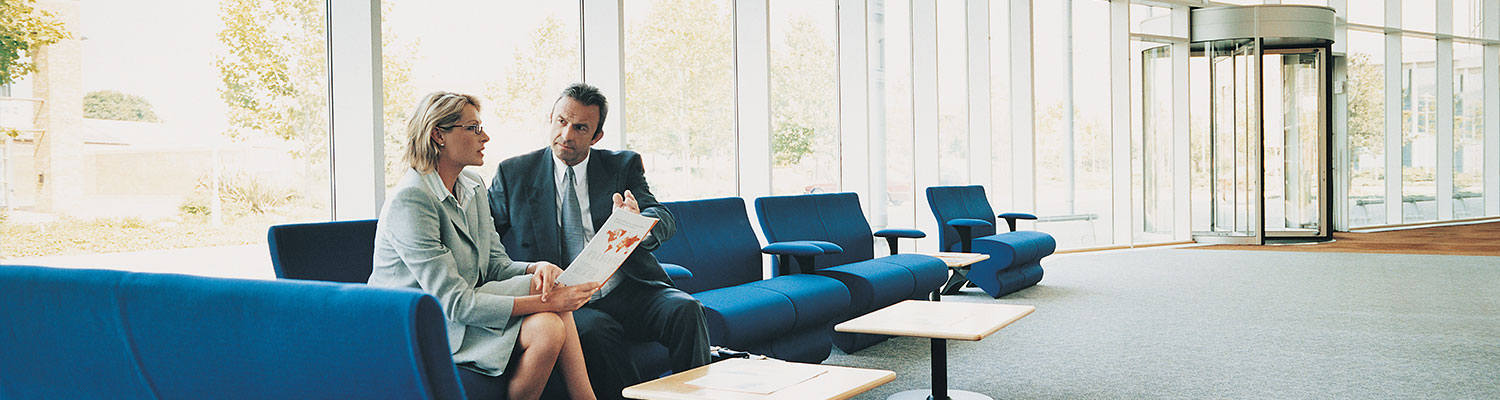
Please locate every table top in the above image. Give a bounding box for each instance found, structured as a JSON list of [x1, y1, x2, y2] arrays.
[[623, 358, 896, 400], [922, 252, 990, 268], [834, 300, 1034, 341]]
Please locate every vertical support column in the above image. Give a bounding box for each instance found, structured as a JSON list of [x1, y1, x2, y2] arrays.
[[1486, 0, 1500, 216], [1110, 0, 1131, 245], [913, 0, 940, 250], [1330, 0, 1349, 230], [1010, 0, 1036, 227], [967, 0, 992, 192], [735, 0, 771, 201], [839, 0, 872, 215], [1436, 0, 1454, 220], [328, 0, 384, 220], [582, 0, 626, 150], [1172, 5, 1192, 240], [1384, 0, 1404, 224]]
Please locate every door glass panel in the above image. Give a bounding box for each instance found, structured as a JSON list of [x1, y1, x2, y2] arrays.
[[1266, 51, 1323, 233], [1138, 43, 1173, 242]]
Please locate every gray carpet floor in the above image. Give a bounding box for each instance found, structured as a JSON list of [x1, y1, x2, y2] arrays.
[[823, 248, 1500, 399]]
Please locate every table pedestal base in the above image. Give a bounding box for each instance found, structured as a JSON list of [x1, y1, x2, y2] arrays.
[[888, 389, 993, 400]]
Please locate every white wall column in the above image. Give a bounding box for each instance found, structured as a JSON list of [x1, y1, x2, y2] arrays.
[[1384, 0, 1403, 223], [1172, 4, 1192, 240], [328, 0, 384, 220], [1110, 0, 1131, 245], [1486, 0, 1500, 216], [735, 0, 772, 200], [839, 0, 873, 214], [581, 0, 626, 150], [1437, 0, 1454, 220], [913, 0, 940, 250]]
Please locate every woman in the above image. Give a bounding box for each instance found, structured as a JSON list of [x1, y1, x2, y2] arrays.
[[370, 91, 599, 400]]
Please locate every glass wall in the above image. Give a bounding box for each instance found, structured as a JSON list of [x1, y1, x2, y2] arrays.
[[1346, 30, 1387, 226], [623, 0, 736, 201], [383, 0, 579, 185], [1033, 0, 1112, 248], [2, 0, 329, 275], [769, 0, 839, 196], [1453, 42, 1485, 218], [1401, 36, 1437, 223], [936, 0, 968, 185], [873, 0, 916, 229], [990, 0, 1011, 212]]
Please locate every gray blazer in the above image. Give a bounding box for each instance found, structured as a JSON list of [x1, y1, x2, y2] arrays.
[[370, 168, 534, 377]]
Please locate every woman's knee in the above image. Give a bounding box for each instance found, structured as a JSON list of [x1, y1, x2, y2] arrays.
[[521, 313, 565, 347]]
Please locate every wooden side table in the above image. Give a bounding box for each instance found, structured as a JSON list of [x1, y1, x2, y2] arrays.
[[835, 300, 1033, 400], [623, 358, 895, 400], [921, 252, 990, 297]]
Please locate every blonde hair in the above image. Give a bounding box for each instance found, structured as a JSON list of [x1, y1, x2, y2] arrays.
[[402, 91, 481, 173]]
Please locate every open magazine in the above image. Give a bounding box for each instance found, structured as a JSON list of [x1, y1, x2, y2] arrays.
[[555, 210, 659, 286]]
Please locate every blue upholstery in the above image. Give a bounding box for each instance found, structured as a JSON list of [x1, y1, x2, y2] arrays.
[[268, 219, 378, 283], [927, 185, 1056, 298], [654, 197, 851, 363], [266, 220, 672, 381], [0, 265, 462, 399], [755, 192, 947, 353]]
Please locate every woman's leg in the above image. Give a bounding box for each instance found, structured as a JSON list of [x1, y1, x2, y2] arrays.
[[509, 312, 565, 400], [556, 311, 596, 400]]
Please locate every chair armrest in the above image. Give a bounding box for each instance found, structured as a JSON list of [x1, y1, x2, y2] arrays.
[[946, 218, 995, 254], [762, 241, 844, 275], [761, 242, 836, 257], [873, 229, 926, 255], [873, 228, 926, 239], [660, 263, 693, 280], [946, 218, 994, 228], [997, 213, 1037, 232]]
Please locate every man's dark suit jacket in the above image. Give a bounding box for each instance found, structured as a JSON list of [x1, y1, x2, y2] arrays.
[[488, 147, 677, 289]]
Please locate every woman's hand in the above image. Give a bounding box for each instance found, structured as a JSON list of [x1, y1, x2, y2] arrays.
[[529, 262, 563, 302], [545, 282, 601, 312]]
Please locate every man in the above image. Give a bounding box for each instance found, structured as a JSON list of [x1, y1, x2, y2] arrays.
[[489, 83, 710, 399]]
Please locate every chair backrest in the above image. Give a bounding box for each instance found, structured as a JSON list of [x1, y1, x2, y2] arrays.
[[0, 265, 463, 400], [654, 197, 764, 294], [754, 192, 875, 272], [927, 185, 998, 252], [268, 219, 378, 283]]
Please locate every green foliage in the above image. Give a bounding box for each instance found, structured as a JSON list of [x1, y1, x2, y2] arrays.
[[769, 17, 837, 168], [1346, 52, 1384, 156], [620, 0, 734, 177], [216, 0, 413, 189], [83, 90, 160, 122], [215, 0, 328, 158], [0, 0, 71, 86], [485, 15, 579, 134], [179, 171, 298, 218]]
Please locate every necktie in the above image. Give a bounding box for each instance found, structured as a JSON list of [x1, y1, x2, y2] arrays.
[[560, 166, 588, 266]]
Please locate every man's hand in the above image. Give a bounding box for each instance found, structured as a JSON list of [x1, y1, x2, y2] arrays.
[[544, 282, 601, 312], [530, 262, 563, 302], [613, 190, 640, 215]]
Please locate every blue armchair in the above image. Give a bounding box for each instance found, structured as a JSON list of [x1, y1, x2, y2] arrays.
[[754, 192, 947, 353], [926, 185, 1056, 298], [0, 265, 463, 399], [654, 197, 851, 363]]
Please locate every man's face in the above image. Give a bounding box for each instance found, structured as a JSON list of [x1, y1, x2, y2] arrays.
[[548, 97, 602, 166]]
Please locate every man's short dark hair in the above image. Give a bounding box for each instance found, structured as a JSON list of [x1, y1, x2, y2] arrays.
[[558, 83, 608, 138]]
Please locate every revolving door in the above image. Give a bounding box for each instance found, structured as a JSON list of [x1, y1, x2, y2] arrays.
[[1190, 5, 1335, 244]]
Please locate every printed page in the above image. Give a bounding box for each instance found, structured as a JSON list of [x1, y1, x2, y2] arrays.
[[555, 210, 658, 286], [684, 359, 828, 395]]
